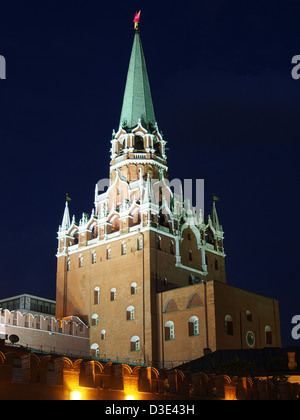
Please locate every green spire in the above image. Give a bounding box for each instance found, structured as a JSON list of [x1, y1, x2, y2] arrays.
[[119, 30, 156, 131]]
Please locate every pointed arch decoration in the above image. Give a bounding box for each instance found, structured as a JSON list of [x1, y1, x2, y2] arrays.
[[187, 293, 202, 308], [163, 298, 178, 313]]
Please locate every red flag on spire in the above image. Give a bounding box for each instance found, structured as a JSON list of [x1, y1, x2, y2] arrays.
[[134, 11, 141, 29]]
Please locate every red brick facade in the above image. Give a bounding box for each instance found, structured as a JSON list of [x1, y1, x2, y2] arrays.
[[55, 29, 281, 368]]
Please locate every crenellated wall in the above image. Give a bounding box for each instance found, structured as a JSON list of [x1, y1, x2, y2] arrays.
[[0, 346, 299, 400]]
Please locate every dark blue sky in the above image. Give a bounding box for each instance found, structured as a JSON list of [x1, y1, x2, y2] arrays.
[[0, 1, 299, 347]]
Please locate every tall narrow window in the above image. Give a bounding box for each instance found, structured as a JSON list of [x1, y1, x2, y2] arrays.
[[265, 326, 272, 345], [79, 254, 83, 267], [126, 306, 135, 320], [246, 310, 252, 322], [137, 238, 143, 251], [189, 250, 193, 261], [122, 241, 126, 255], [91, 343, 99, 358], [170, 241, 174, 255], [225, 315, 233, 336], [164, 321, 175, 341], [110, 288, 116, 301], [67, 258, 70, 271], [131, 282, 137, 295], [188, 316, 199, 336], [107, 246, 111, 260], [157, 236, 161, 250], [215, 258, 218, 270], [91, 314, 98, 326], [92, 251, 97, 264], [130, 336, 140, 351], [94, 287, 100, 305], [101, 330, 106, 340]]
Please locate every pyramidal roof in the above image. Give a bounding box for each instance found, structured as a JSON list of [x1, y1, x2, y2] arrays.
[[119, 30, 156, 131]]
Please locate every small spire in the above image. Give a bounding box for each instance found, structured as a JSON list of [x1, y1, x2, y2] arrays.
[[61, 201, 71, 231], [211, 199, 220, 230]]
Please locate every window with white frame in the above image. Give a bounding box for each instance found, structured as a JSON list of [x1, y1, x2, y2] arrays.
[[137, 237, 143, 250], [164, 321, 175, 341], [91, 343, 99, 358], [110, 288, 116, 301], [101, 329, 106, 340], [188, 316, 199, 336], [107, 246, 111, 260], [131, 282, 137, 295], [126, 306, 135, 320], [94, 287, 100, 305], [130, 336, 140, 351], [91, 314, 98, 326], [79, 254, 83, 267]]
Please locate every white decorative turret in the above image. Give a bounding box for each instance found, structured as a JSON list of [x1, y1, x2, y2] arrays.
[[61, 201, 71, 231]]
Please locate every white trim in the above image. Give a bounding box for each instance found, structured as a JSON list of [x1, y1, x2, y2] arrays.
[[0, 323, 89, 339], [110, 159, 168, 172], [56, 225, 224, 261], [0, 294, 55, 304], [175, 262, 207, 277]]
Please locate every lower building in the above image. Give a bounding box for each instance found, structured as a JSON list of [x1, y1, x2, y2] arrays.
[[0, 307, 89, 358], [157, 281, 280, 368]]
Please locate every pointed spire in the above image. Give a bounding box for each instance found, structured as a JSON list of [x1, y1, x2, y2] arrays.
[[211, 200, 220, 230], [61, 201, 71, 231], [119, 30, 156, 131]]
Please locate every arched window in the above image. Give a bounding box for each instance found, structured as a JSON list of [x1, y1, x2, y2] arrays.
[[157, 236, 161, 250], [189, 250, 193, 261], [110, 288, 116, 301], [130, 336, 140, 351], [126, 306, 135, 320], [94, 287, 100, 305], [121, 241, 126, 255], [106, 246, 111, 260], [91, 314, 98, 326], [131, 282, 137, 295], [67, 258, 70, 271], [134, 135, 144, 150], [170, 240, 174, 255], [79, 254, 83, 267], [265, 325, 272, 345], [205, 228, 215, 245], [188, 316, 199, 336], [91, 343, 99, 358], [164, 321, 175, 341], [101, 329, 106, 340], [225, 315, 233, 336], [246, 310, 252, 322]]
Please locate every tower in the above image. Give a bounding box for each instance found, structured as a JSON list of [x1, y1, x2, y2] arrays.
[[55, 20, 280, 367]]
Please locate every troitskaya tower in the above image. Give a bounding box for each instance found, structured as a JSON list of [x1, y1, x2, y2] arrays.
[[55, 17, 280, 367]]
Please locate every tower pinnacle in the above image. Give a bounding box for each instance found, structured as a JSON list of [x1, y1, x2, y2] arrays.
[[61, 200, 71, 231]]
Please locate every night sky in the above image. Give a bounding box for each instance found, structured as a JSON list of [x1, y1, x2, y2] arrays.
[[0, 1, 299, 347]]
